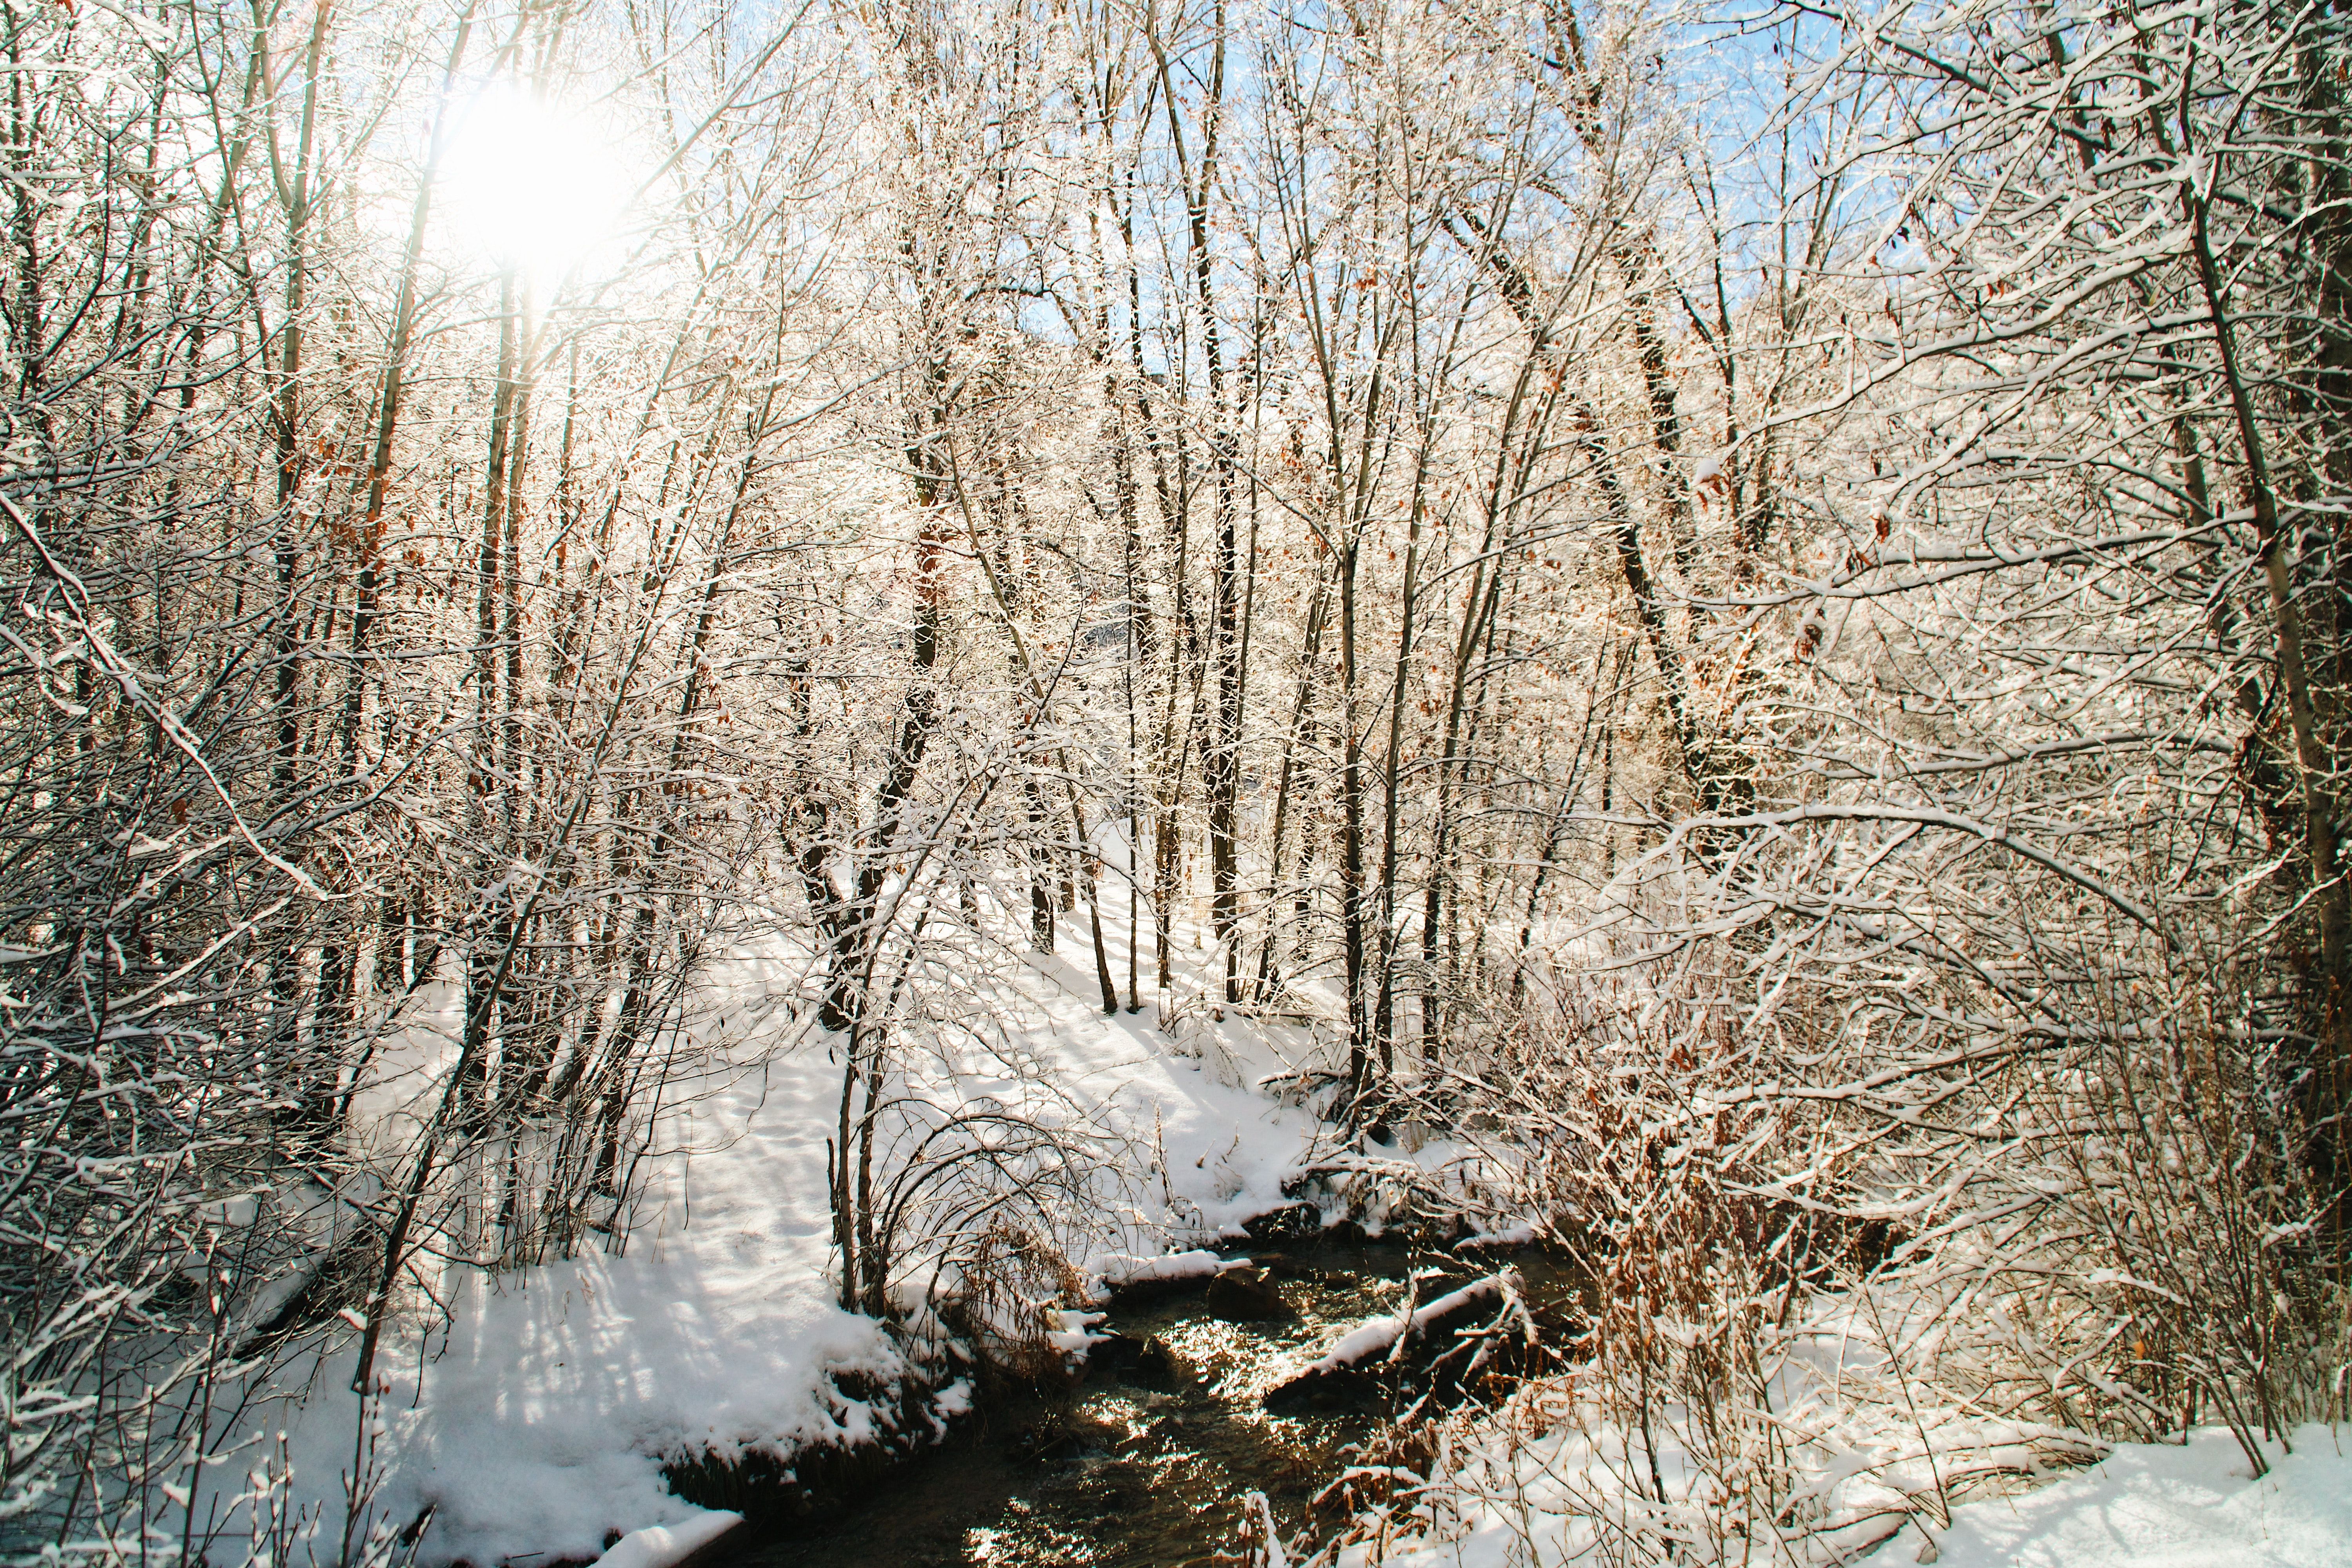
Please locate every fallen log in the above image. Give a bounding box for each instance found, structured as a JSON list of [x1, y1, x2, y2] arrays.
[[1265, 1269, 1535, 1410]]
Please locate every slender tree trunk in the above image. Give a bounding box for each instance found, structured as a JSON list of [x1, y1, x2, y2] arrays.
[[2187, 181, 2347, 985], [1338, 534, 1368, 1100]]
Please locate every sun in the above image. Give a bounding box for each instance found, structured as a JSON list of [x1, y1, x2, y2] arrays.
[[438, 81, 635, 290]]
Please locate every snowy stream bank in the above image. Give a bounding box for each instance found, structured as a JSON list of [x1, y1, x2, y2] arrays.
[[218, 924, 1480, 1568]]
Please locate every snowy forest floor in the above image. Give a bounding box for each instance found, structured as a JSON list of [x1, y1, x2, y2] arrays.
[[232, 899, 1452, 1568], [1347, 1425, 2352, 1568], [216, 895, 2350, 1568], [1875, 1428, 2351, 1568]]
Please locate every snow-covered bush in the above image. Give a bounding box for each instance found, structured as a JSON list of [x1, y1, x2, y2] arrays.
[[1353, 908, 2345, 1564]]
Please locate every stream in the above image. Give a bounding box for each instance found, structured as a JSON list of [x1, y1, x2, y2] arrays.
[[722, 1240, 1576, 1568]]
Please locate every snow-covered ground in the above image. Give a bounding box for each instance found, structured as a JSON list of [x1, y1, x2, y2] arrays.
[[213, 907, 2352, 1568], [1341, 1425, 2352, 1567], [218, 910, 1370, 1568], [1314, 1258, 2351, 1568], [1878, 1428, 2350, 1568]]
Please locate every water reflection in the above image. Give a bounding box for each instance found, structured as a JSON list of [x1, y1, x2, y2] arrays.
[[725, 1243, 1567, 1568]]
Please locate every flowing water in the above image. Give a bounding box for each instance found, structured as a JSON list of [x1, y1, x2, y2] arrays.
[[723, 1241, 1576, 1568]]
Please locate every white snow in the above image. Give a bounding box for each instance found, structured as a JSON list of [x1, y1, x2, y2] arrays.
[[588, 1508, 742, 1568], [1084, 1247, 1235, 1297], [167, 904, 2352, 1568], [1454, 1220, 1538, 1250], [1243, 1489, 1289, 1568], [353, 1252, 918, 1566], [214, 907, 1374, 1568], [1881, 1427, 2352, 1568], [1299, 1273, 1505, 1376], [1345, 1425, 2352, 1568], [1047, 1308, 1107, 1356]]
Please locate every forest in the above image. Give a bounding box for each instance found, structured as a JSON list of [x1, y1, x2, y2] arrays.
[[4, 0, 2348, 1563]]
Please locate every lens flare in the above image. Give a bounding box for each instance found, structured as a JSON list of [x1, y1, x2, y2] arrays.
[[438, 82, 633, 287]]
